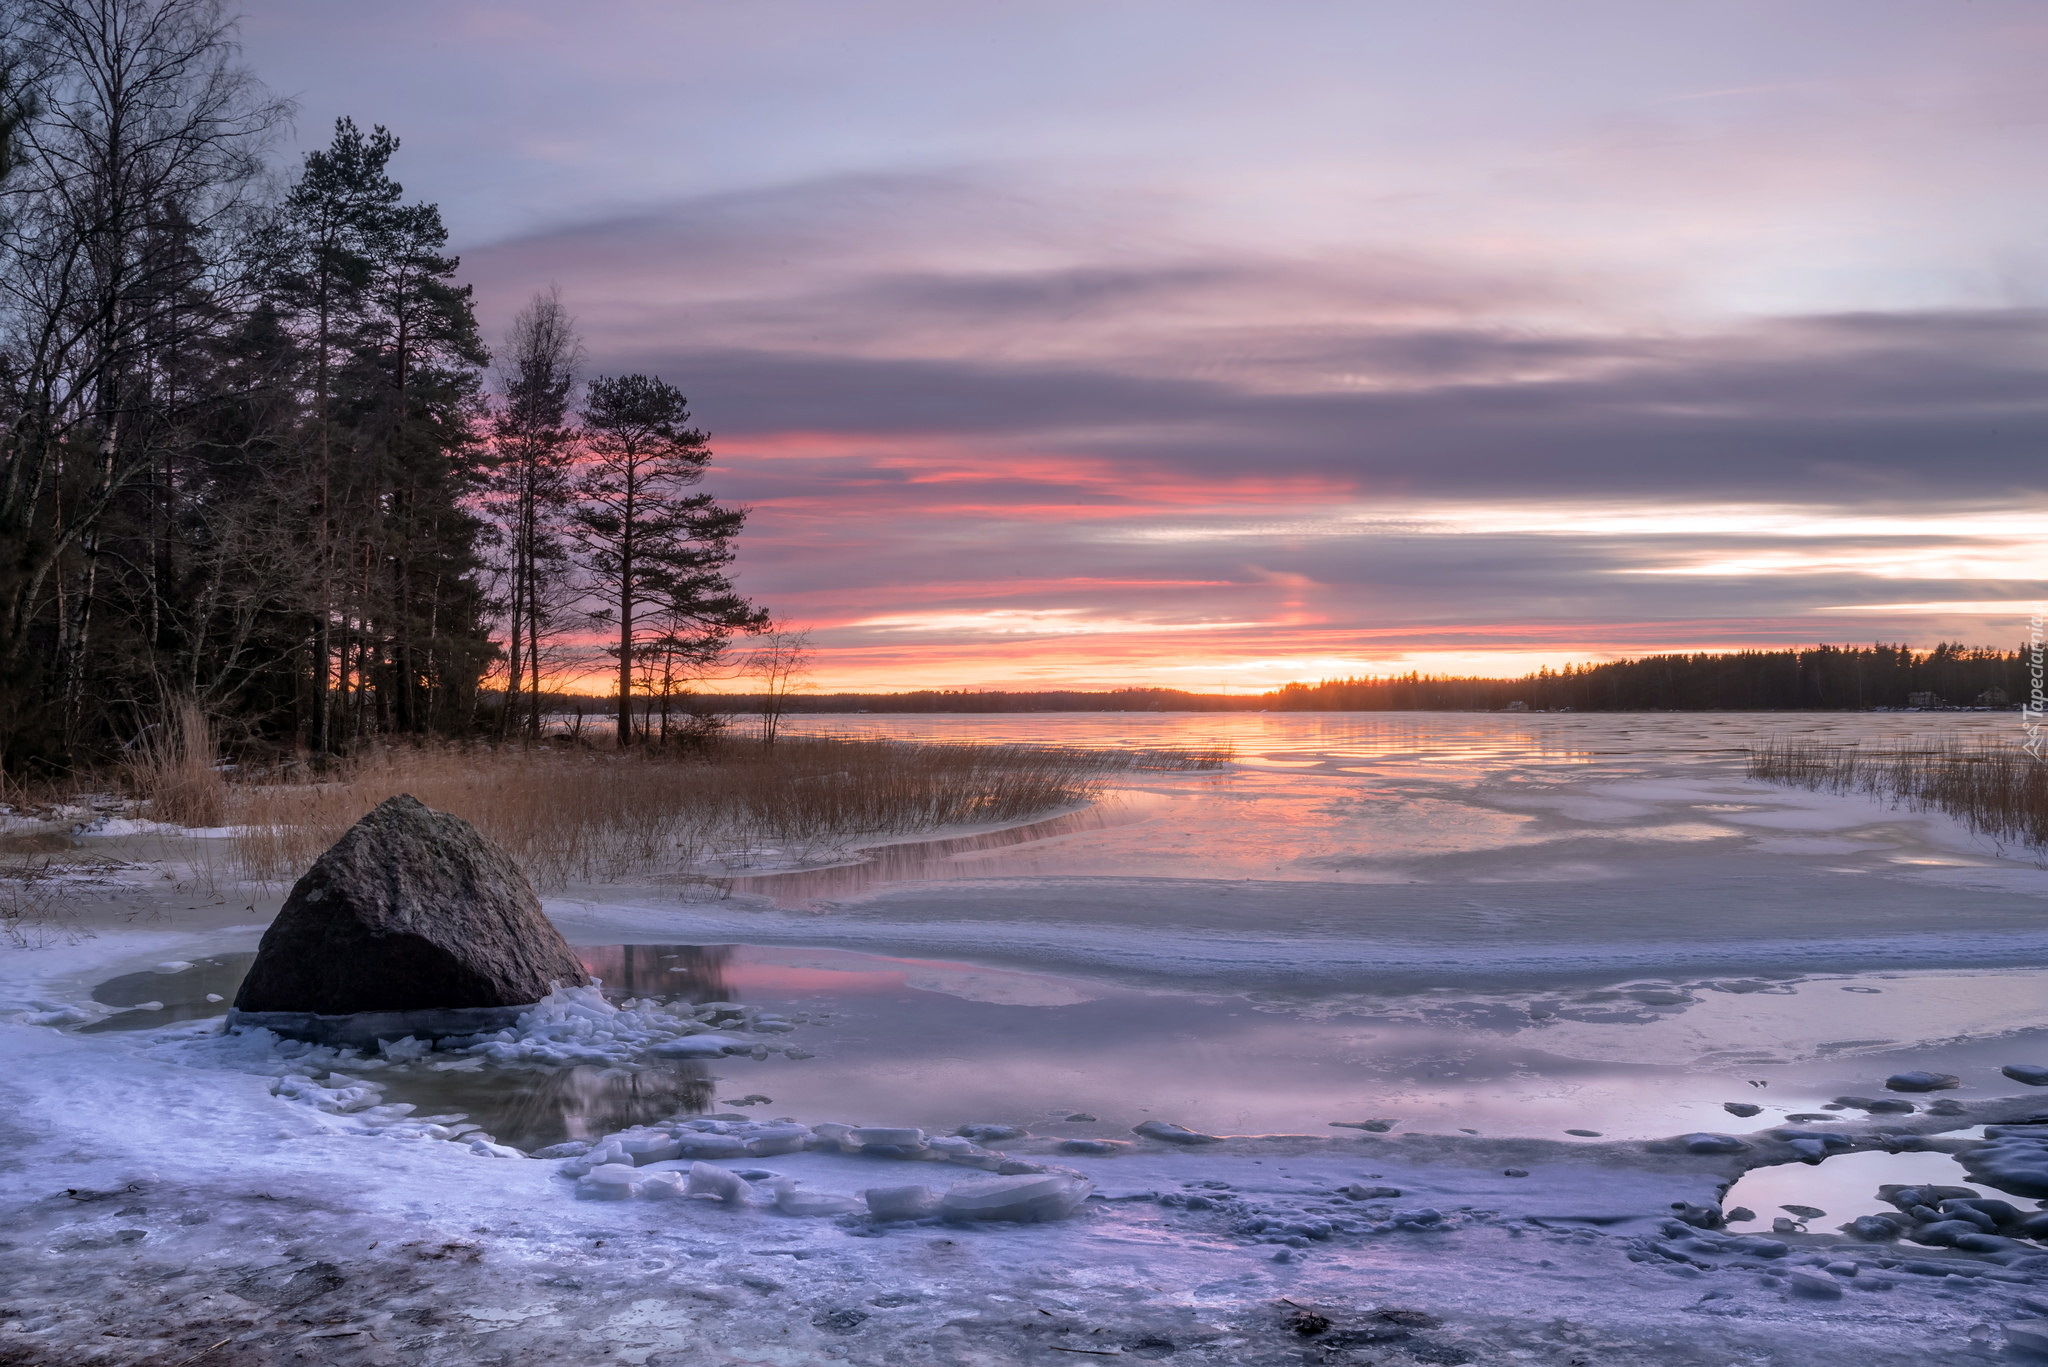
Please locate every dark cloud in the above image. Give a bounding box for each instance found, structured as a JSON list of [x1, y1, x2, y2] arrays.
[[622, 314, 2048, 502], [462, 181, 2048, 504]]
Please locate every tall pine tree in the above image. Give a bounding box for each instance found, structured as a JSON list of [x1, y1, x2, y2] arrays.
[[570, 375, 765, 746]]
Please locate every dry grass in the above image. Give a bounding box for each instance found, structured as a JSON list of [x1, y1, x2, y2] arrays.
[[1748, 737, 2048, 849], [219, 734, 1228, 888], [127, 699, 228, 828], [0, 858, 87, 947]]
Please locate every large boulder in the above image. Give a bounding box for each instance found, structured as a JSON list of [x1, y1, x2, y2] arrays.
[[229, 794, 589, 1045]]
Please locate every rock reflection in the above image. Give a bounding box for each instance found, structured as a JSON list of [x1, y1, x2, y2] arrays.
[[381, 1060, 717, 1151]]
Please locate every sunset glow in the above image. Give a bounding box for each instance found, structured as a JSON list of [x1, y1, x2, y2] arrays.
[[238, 0, 2048, 693]]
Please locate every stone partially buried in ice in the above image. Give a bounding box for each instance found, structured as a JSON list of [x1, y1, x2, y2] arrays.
[[230, 795, 589, 1029], [2002, 1064, 2048, 1087], [1675, 1133, 1751, 1155], [940, 1173, 1093, 1222], [1885, 1071, 1961, 1093]]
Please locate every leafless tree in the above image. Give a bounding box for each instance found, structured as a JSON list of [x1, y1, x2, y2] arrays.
[[742, 627, 811, 746]]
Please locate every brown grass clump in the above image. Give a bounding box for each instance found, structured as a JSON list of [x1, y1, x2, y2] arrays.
[[1748, 737, 2048, 849], [128, 698, 228, 828], [222, 734, 1227, 888]]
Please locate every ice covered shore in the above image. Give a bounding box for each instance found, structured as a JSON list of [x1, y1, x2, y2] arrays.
[[8, 978, 2048, 1366]]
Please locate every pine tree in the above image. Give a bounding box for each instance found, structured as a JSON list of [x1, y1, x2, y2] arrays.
[[569, 374, 765, 747], [487, 288, 581, 741], [266, 118, 401, 749]]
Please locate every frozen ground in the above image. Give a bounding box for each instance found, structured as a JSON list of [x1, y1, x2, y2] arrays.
[[6, 711, 2048, 1365]]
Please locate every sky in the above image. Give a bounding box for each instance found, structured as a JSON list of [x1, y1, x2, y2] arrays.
[[240, 1, 2048, 692]]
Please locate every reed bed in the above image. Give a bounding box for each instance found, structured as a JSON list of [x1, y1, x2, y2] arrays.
[[126, 698, 229, 828], [218, 734, 1227, 888], [1747, 737, 2048, 849]]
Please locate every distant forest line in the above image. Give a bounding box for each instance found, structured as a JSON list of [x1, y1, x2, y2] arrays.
[[670, 643, 2029, 716]]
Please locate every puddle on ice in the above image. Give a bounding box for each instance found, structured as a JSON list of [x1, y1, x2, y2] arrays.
[[1721, 1148, 1990, 1233], [86, 945, 2048, 1154]]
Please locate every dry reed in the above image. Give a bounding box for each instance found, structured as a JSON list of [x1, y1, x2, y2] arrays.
[[221, 735, 1226, 888], [128, 699, 228, 828], [1748, 737, 2048, 849]]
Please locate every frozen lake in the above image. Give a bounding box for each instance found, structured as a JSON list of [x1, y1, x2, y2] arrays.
[[11, 710, 2048, 1365]]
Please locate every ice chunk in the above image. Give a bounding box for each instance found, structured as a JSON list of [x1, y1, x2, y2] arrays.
[[468, 1139, 524, 1159], [618, 1132, 683, 1165], [1057, 1139, 1130, 1156], [577, 1163, 641, 1200], [533, 1141, 591, 1160], [638, 1171, 688, 1200], [1785, 1267, 1841, 1298], [771, 1182, 864, 1218], [940, 1172, 1093, 1223], [674, 1132, 748, 1160], [151, 961, 193, 973], [924, 1136, 996, 1161], [863, 1185, 942, 1221], [2002, 1064, 2048, 1087], [745, 1124, 814, 1157], [1132, 1120, 1221, 1145], [685, 1162, 750, 1204], [2007, 1322, 2048, 1355], [810, 1122, 857, 1151], [849, 1127, 927, 1153]]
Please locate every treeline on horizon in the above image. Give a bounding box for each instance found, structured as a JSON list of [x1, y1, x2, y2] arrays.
[[0, 0, 765, 772], [696, 643, 2033, 714]]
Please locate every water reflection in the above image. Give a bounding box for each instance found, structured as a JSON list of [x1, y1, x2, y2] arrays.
[[713, 799, 1153, 905], [84, 954, 254, 1031], [381, 1059, 717, 1151]]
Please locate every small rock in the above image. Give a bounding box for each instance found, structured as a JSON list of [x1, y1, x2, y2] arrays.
[[1885, 1071, 1961, 1093], [1062, 1112, 1098, 1123], [1926, 1097, 1967, 1115], [2003, 1065, 2048, 1087], [1342, 1184, 1403, 1200], [1503, 1168, 1529, 1178], [1564, 1129, 1602, 1137], [1781, 1204, 1826, 1219], [1723, 1102, 1762, 1118], [1330, 1119, 1398, 1132], [1726, 1206, 1755, 1222]]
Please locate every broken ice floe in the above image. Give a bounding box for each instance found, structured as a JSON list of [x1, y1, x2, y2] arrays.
[[560, 1124, 1094, 1224]]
